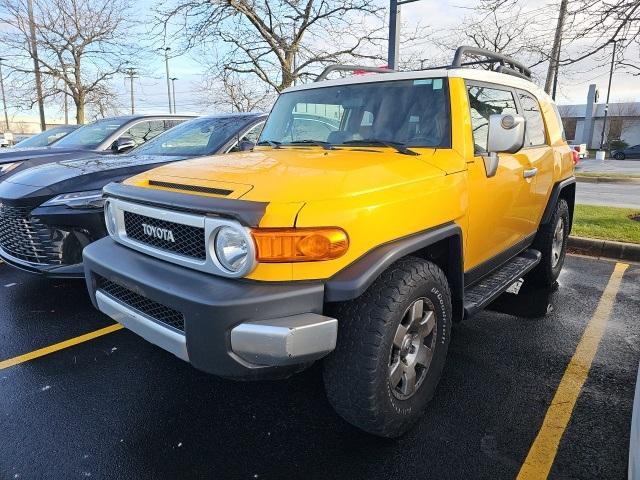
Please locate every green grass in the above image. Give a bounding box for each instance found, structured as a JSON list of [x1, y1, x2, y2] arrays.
[[576, 172, 640, 179], [573, 205, 640, 244]]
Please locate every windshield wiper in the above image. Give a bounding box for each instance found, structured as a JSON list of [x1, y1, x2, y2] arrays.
[[343, 139, 419, 156], [256, 140, 282, 148], [288, 139, 334, 150]]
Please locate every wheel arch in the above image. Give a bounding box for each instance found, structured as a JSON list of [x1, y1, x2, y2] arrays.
[[540, 176, 576, 231], [324, 222, 465, 322]]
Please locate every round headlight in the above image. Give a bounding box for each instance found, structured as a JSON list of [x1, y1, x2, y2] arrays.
[[104, 200, 117, 236], [215, 226, 250, 273]]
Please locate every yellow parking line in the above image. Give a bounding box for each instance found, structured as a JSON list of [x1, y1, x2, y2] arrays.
[[517, 262, 629, 479], [0, 324, 124, 370]]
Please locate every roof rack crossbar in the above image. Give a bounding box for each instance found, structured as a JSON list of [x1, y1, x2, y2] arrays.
[[315, 65, 394, 82], [451, 46, 532, 79]]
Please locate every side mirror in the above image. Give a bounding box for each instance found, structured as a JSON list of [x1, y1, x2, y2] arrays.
[[484, 114, 526, 177], [238, 140, 255, 152], [112, 136, 136, 153]]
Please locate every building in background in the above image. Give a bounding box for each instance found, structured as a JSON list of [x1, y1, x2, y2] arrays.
[[558, 84, 640, 149]]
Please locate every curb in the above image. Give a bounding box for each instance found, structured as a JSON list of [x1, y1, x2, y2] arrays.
[[576, 176, 640, 184], [568, 236, 640, 263]]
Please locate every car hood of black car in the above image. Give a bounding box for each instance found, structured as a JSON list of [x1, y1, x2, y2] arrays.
[[0, 146, 90, 164], [0, 154, 188, 206]]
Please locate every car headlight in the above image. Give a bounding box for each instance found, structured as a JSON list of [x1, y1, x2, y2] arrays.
[[0, 162, 22, 176], [41, 190, 105, 209], [214, 226, 251, 273], [104, 200, 117, 236]]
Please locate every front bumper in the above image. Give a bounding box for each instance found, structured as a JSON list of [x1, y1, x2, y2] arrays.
[[0, 203, 107, 278], [83, 238, 337, 379]]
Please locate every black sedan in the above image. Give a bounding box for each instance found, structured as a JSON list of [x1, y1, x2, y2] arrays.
[[612, 144, 640, 160], [0, 113, 265, 278], [0, 114, 193, 178]]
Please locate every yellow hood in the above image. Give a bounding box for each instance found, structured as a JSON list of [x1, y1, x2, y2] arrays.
[[123, 147, 447, 203]]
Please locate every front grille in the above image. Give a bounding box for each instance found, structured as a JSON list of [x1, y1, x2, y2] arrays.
[[97, 276, 185, 332], [148, 180, 233, 196], [123, 211, 206, 259], [0, 204, 64, 265]]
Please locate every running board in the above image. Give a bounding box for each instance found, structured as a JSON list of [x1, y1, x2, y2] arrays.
[[464, 249, 542, 318]]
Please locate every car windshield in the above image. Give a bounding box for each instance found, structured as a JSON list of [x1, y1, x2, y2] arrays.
[[14, 125, 78, 148], [132, 116, 253, 157], [259, 78, 451, 148], [53, 118, 128, 150]]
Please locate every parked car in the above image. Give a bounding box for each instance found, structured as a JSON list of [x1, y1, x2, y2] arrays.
[[82, 47, 575, 437], [569, 143, 588, 159], [0, 113, 265, 278], [0, 114, 193, 178], [12, 125, 80, 148], [612, 144, 640, 160]]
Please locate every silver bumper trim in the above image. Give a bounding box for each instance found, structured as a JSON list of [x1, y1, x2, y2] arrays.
[[95, 290, 189, 362], [231, 314, 338, 366]]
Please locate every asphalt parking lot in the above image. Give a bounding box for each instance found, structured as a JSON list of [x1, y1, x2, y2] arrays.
[[1, 255, 638, 479]]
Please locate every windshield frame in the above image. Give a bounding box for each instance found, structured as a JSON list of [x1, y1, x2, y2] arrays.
[[259, 77, 452, 150]]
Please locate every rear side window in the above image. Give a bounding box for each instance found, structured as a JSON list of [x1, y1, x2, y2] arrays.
[[518, 91, 547, 146], [467, 85, 518, 153]]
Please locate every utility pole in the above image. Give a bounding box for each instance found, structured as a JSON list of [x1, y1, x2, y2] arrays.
[[124, 67, 138, 114], [599, 39, 622, 151], [545, 0, 568, 94], [387, 0, 422, 70], [63, 85, 68, 124], [27, 0, 46, 130], [0, 58, 10, 131], [170, 77, 178, 114], [161, 47, 172, 114]]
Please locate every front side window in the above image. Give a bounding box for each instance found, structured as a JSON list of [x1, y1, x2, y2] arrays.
[[467, 85, 518, 153], [518, 91, 547, 146], [260, 78, 451, 148], [122, 120, 170, 147], [133, 116, 255, 156]]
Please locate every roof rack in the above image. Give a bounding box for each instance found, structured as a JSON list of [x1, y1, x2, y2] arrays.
[[314, 46, 532, 82]]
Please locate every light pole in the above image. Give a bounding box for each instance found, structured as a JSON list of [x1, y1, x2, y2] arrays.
[[599, 39, 624, 151], [388, 0, 422, 70], [0, 58, 10, 131], [170, 77, 178, 114], [124, 67, 138, 114], [161, 47, 172, 113]]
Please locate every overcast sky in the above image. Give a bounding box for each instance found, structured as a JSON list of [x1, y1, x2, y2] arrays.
[[9, 0, 640, 122]]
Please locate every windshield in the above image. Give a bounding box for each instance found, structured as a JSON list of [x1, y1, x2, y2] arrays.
[[14, 125, 78, 148], [260, 78, 451, 148], [53, 118, 127, 150], [132, 116, 254, 157]]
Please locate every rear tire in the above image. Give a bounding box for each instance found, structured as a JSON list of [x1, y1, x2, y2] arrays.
[[529, 198, 570, 286], [323, 257, 452, 437]]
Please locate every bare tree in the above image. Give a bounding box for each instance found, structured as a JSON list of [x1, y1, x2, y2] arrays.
[[606, 101, 640, 142], [0, 0, 137, 123], [157, 0, 388, 94], [199, 71, 275, 113]]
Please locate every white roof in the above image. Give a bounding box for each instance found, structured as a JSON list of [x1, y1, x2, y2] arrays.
[[283, 68, 552, 104]]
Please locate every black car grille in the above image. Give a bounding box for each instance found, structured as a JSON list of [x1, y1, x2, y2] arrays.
[[0, 204, 64, 265], [123, 211, 206, 259], [97, 276, 185, 333]]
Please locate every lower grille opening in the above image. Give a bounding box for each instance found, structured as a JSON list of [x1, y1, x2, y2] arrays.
[[97, 276, 185, 333]]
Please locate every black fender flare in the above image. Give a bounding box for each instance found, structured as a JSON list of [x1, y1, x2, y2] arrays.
[[540, 176, 576, 226], [324, 222, 464, 311]]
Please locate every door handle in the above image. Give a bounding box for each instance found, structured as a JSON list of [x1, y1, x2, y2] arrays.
[[523, 167, 538, 179]]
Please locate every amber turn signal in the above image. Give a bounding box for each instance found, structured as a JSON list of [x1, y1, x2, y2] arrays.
[[251, 227, 349, 262]]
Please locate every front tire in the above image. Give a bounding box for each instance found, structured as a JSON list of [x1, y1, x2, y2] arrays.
[[323, 257, 452, 437], [530, 199, 570, 286], [614, 152, 625, 160]]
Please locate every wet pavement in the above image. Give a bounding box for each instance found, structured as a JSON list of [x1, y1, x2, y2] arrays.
[[0, 255, 638, 479]]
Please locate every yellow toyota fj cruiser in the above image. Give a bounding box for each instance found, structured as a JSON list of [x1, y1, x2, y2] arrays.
[[84, 47, 575, 437]]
